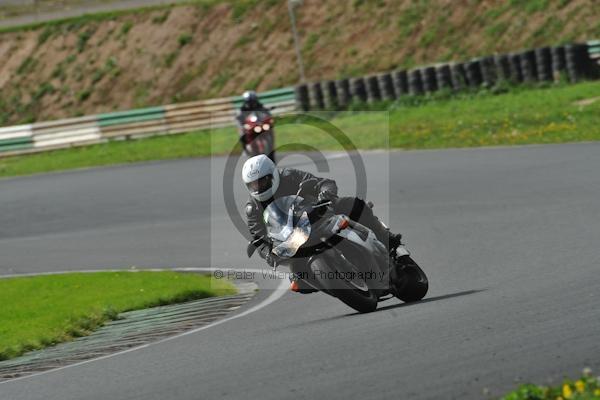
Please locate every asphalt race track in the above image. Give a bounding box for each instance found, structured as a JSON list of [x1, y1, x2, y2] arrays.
[[1, 143, 599, 400], [0, 0, 190, 29]]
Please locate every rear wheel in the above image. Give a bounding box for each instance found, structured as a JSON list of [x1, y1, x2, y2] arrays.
[[310, 256, 377, 313], [394, 256, 428, 302]]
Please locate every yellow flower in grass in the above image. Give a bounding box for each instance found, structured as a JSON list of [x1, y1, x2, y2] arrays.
[[594, 388, 600, 396], [562, 384, 573, 399], [575, 380, 585, 393]]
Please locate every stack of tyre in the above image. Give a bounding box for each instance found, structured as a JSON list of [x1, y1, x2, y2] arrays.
[[295, 42, 598, 112]]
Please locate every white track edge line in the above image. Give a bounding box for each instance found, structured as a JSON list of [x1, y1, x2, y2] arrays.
[[0, 267, 288, 385]]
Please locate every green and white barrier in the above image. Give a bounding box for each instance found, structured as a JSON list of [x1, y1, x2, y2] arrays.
[[0, 124, 33, 154], [0, 87, 296, 157], [32, 115, 102, 149]]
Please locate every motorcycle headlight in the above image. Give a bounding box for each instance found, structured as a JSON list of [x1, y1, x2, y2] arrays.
[[253, 126, 262, 133], [262, 124, 270, 131], [243, 124, 251, 130]]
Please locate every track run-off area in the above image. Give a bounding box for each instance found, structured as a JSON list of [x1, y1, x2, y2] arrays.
[[1, 143, 599, 400]]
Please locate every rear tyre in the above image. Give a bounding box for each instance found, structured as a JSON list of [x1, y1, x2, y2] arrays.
[[394, 256, 428, 302], [310, 256, 378, 313]]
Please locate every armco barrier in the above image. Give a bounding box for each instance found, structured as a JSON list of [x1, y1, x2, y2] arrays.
[[98, 106, 167, 139], [0, 87, 296, 158], [2, 37, 599, 157], [232, 87, 295, 109], [589, 40, 600, 67], [164, 97, 235, 135], [586, 40, 600, 79], [0, 125, 33, 153], [32, 115, 102, 149], [169, 87, 295, 135]]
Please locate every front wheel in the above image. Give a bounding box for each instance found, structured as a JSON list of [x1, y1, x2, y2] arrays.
[[394, 256, 428, 302], [310, 256, 378, 313]]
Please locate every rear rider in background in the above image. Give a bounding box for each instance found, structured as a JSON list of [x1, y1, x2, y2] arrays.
[[236, 91, 273, 158]]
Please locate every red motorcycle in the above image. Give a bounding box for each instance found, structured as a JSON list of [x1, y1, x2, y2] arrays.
[[240, 110, 275, 162]]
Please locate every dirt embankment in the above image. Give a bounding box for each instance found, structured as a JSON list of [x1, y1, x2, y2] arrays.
[[0, 0, 598, 125]]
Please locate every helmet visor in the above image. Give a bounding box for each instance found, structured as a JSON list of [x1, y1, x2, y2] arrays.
[[246, 174, 273, 195]]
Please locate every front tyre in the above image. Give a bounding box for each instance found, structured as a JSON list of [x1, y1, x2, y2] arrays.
[[310, 256, 377, 313], [394, 256, 428, 302]]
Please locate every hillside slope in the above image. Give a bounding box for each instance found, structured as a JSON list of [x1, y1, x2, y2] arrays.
[[0, 0, 598, 125]]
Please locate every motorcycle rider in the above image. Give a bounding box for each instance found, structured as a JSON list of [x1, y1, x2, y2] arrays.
[[237, 90, 269, 119], [242, 154, 402, 293], [236, 90, 275, 160]]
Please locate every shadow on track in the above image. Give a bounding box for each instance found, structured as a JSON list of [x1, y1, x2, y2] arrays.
[[286, 289, 487, 328], [374, 289, 487, 313]]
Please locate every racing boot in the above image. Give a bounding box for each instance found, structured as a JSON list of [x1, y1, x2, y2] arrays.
[[369, 219, 402, 253], [358, 200, 401, 253], [388, 231, 403, 252], [289, 273, 318, 294]]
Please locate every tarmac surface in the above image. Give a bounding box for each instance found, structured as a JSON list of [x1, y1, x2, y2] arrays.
[[1, 143, 599, 399]]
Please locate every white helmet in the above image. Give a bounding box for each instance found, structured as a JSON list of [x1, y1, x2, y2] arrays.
[[242, 90, 258, 102], [242, 155, 280, 202]]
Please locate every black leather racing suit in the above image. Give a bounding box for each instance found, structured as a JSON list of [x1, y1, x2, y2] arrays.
[[245, 168, 390, 262]]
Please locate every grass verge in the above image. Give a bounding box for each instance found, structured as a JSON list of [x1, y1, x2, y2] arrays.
[[0, 271, 236, 361], [0, 81, 599, 178], [501, 369, 600, 400]]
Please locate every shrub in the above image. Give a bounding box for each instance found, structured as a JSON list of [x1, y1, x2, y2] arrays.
[[17, 57, 37, 75], [152, 11, 170, 24], [501, 370, 600, 400], [120, 21, 133, 36], [178, 33, 193, 47], [77, 89, 92, 102], [77, 29, 94, 53]]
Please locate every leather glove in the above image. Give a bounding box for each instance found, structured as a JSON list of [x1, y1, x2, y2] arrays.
[[265, 251, 280, 268], [317, 189, 338, 203]]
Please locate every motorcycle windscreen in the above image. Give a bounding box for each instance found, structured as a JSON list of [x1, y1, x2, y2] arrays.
[[264, 196, 311, 257], [271, 211, 311, 258]]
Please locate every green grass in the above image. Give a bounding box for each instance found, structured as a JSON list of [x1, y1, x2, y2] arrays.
[[1, 81, 600, 178], [500, 369, 600, 399], [0, 271, 236, 361]]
